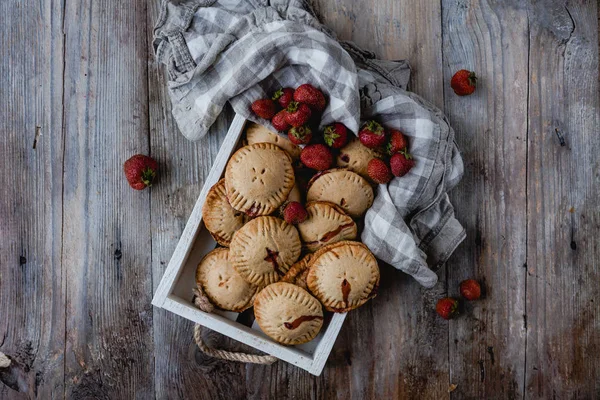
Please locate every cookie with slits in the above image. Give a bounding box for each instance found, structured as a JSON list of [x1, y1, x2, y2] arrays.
[[307, 241, 379, 312], [202, 179, 247, 246], [254, 282, 324, 345], [196, 248, 258, 312], [225, 142, 295, 216], [229, 216, 301, 286], [306, 169, 373, 218], [245, 122, 301, 160], [297, 201, 357, 252], [336, 137, 385, 181]]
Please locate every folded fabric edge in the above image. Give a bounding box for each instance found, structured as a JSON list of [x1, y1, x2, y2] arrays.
[[420, 212, 466, 270]]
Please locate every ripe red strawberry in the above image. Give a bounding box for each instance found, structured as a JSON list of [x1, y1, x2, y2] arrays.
[[272, 87, 294, 109], [283, 201, 308, 224], [300, 144, 333, 171], [459, 279, 482, 300], [451, 69, 477, 96], [323, 123, 348, 148], [285, 101, 312, 127], [123, 154, 158, 190], [293, 84, 326, 112], [271, 110, 290, 131], [390, 150, 415, 177], [436, 298, 459, 320], [288, 125, 313, 145], [251, 98, 276, 119], [367, 158, 392, 184], [358, 120, 387, 148], [386, 129, 408, 155]]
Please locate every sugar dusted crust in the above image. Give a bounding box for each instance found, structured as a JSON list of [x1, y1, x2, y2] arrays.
[[307, 241, 379, 312], [196, 248, 258, 312], [254, 282, 323, 345], [306, 169, 374, 218], [229, 216, 301, 285], [225, 143, 295, 216], [202, 179, 247, 246]]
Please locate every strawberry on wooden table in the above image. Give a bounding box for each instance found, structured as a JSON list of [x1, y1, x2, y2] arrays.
[[293, 84, 326, 112], [272, 87, 294, 109], [251, 98, 276, 119], [271, 110, 290, 131], [288, 125, 313, 145], [358, 120, 387, 149], [450, 69, 477, 96], [323, 123, 348, 148], [390, 150, 415, 177], [283, 201, 308, 225], [386, 129, 408, 155], [123, 154, 158, 190], [285, 101, 312, 127], [459, 279, 482, 300], [367, 158, 392, 184], [436, 298, 459, 320], [300, 144, 333, 171]]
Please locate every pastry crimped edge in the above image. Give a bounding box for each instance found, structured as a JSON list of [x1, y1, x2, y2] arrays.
[[229, 216, 301, 286], [281, 253, 314, 290], [202, 179, 247, 246], [306, 168, 374, 218], [195, 247, 259, 312], [245, 122, 301, 160], [307, 240, 380, 313], [254, 282, 324, 345], [225, 142, 295, 216], [298, 201, 358, 252]]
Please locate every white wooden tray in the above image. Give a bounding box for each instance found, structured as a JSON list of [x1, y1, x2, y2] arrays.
[[152, 114, 347, 376]]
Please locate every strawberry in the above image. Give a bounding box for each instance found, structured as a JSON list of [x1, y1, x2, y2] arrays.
[[272, 88, 294, 109], [251, 98, 276, 119], [459, 279, 482, 300], [300, 144, 333, 171], [390, 150, 415, 177], [323, 123, 348, 148], [285, 101, 312, 127], [451, 69, 477, 96], [293, 84, 326, 112], [358, 120, 387, 148], [271, 110, 290, 131], [123, 154, 158, 190], [436, 298, 459, 320], [288, 125, 313, 145], [283, 201, 308, 225], [386, 129, 408, 155], [367, 158, 392, 184]]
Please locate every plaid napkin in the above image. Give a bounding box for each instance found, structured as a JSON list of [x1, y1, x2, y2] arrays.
[[154, 0, 465, 288]]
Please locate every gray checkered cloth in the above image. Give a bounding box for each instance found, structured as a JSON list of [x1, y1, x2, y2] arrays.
[[154, 0, 465, 288]]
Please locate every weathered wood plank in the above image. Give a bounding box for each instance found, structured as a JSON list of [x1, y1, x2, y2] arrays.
[[314, 0, 445, 108], [525, 1, 600, 397], [0, 0, 66, 398], [442, 1, 529, 398], [146, 1, 252, 398], [61, 1, 154, 398]]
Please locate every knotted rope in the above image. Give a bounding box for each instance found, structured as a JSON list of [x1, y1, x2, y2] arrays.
[[192, 288, 277, 365]]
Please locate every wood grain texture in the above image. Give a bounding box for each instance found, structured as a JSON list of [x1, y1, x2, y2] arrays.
[[443, 1, 529, 398], [0, 0, 599, 398], [60, 1, 154, 398], [525, 1, 600, 398], [0, 0, 66, 398]]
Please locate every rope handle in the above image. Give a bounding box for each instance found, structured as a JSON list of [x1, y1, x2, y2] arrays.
[[192, 288, 277, 365]]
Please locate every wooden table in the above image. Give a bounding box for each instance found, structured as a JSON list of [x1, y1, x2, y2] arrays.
[[1, 0, 598, 398]]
